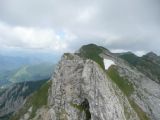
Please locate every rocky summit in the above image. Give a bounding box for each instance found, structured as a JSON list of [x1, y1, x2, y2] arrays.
[[48, 54, 138, 120], [10, 44, 160, 120]]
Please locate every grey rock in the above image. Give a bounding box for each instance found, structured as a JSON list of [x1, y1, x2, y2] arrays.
[[101, 51, 160, 120], [46, 54, 139, 120], [16, 45, 160, 120]]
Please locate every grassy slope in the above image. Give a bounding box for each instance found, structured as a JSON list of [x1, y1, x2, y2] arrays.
[[107, 66, 149, 120], [107, 66, 134, 96], [10, 80, 51, 120], [78, 44, 149, 120], [78, 44, 149, 119], [78, 44, 105, 69], [120, 52, 140, 65]]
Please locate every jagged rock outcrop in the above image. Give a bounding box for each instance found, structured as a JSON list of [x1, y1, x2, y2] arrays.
[[115, 60, 160, 120], [101, 49, 160, 120], [46, 53, 139, 120], [0, 80, 47, 120], [11, 44, 160, 120]]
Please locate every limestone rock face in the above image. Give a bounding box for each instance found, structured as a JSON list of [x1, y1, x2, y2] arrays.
[[0, 84, 26, 118], [0, 80, 47, 119], [47, 54, 139, 120], [116, 62, 160, 120], [9, 44, 160, 120], [101, 50, 160, 120]]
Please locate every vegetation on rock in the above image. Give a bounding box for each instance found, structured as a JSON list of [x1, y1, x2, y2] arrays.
[[10, 80, 51, 120]]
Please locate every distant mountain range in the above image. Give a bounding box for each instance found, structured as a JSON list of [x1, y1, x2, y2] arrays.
[[0, 53, 58, 72], [119, 51, 160, 83], [1, 62, 55, 84], [0, 53, 57, 88]]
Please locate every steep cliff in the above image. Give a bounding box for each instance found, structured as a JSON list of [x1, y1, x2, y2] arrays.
[[0, 80, 48, 120], [47, 53, 140, 120], [11, 44, 160, 120]]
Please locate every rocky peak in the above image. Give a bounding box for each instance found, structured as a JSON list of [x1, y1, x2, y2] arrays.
[[143, 51, 160, 65], [47, 53, 139, 120], [10, 44, 160, 120]]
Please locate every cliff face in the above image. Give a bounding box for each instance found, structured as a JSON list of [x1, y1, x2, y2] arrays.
[[11, 44, 160, 120], [115, 60, 160, 120], [46, 54, 139, 120]]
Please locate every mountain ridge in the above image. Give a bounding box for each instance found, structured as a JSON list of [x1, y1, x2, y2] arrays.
[[9, 44, 160, 120]]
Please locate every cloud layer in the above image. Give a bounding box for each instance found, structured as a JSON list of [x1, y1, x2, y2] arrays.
[[0, 0, 160, 55]]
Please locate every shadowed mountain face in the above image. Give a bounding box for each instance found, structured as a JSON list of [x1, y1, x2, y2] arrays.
[[0, 80, 48, 120], [3, 44, 160, 120]]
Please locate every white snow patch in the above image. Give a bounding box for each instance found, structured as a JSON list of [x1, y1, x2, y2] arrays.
[[103, 59, 115, 70]]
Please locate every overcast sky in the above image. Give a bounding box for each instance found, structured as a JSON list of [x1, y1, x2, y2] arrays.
[[0, 0, 160, 56]]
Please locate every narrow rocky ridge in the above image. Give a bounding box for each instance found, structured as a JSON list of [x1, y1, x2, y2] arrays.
[[11, 44, 160, 120], [46, 53, 139, 120]]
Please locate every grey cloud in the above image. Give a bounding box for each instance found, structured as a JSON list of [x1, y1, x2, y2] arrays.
[[0, 0, 160, 54]]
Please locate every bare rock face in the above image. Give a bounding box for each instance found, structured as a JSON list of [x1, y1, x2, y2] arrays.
[[10, 44, 160, 120], [101, 50, 160, 120], [0, 80, 47, 119], [0, 84, 26, 118], [116, 61, 160, 120], [47, 54, 139, 120]]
